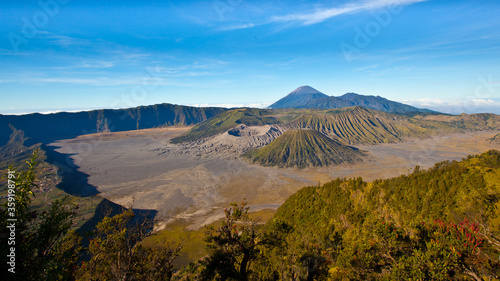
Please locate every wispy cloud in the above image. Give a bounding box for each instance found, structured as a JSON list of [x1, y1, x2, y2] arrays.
[[153, 60, 230, 77], [4, 77, 142, 86], [0, 76, 191, 87], [39, 59, 115, 70], [217, 0, 429, 32], [399, 98, 500, 114], [189, 102, 272, 109], [265, 54, 330, 69], [355, 64, 380, 71], [271, 0, 429, 25], [218, 23, 256, 31], [39, 31, 94, 47]]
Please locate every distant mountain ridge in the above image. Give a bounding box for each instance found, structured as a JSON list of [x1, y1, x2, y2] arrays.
[[269, 86, 438, 114], [0, 103, 227, 145]]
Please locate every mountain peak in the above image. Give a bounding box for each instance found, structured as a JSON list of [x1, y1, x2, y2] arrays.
[[268, 86, 328, 109], [289, 85, 324, 96], [269, 88, 438, 114]]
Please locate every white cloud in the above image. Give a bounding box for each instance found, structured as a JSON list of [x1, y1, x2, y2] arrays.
[[2, 108, 93, 116], [189, 102, 272, 109], [218, 23, 256, 31], [0, 76, 192, 87], [214, 0, 429, 32], [399, 98, 500, 115], [39, 31, 94, 47], [355, 64, 380, 71], [271, 0, 429, 25]]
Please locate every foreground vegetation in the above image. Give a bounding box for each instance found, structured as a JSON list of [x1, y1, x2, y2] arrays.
[[1, 150, 500, 280]]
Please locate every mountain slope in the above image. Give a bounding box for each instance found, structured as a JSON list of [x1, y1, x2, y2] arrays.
[[275, 150, 500, 235], [242, 129, 365, 168], [0, 125, 41, 170], [268, 86, 329, 109], [301, 95, 354, 109], [336, 92, 436, 114], [0, 103, 226, 144], [268, 150, 500, 279], [288, 106, 440, 145]]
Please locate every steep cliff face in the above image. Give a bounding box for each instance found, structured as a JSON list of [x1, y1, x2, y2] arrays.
[[0, 104, 227, 143]]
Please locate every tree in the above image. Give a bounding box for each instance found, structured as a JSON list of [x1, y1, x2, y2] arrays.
[[132, 242, 182, 281], [77, 208, 182, 281], [0, 150, 81, 280], [202, 202, 290, 281], [77, 209, 148, 280]]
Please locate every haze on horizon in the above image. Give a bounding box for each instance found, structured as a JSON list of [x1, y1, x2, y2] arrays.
[[1, 0, 500, 115]]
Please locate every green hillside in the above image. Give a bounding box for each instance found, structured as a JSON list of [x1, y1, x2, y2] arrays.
[[263, 150, 500, 279], [173, 150, 500, 280], [242, 129, 365, 168]]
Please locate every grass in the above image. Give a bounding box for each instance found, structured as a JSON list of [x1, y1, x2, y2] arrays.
[[142, 219, 208, 267]]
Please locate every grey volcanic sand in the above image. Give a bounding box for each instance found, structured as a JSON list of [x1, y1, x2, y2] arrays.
[[50, 128, 500, 229]]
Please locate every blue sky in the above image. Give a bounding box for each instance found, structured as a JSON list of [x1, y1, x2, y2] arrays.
[[1, 0, 499, 115]]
